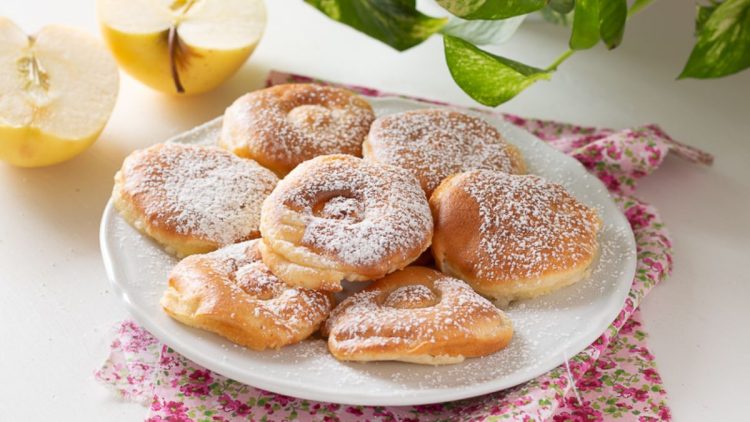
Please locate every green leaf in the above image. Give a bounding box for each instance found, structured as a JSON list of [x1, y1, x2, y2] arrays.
[[304, 0, 447, 51], [443, 35, 551, 106], [440, 15, 525, 46], [628, 0, 655, 17], [549, 0, 575, 14], [680, 0, 750, 79], [436, 0, 546, 20], [599, 0, 627, 49], [695, 1, 720, 34], [570, 0, 601, 50]]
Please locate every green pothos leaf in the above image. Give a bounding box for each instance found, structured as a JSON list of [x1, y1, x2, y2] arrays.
[[435, 0, 546, 20], [304, 0, 447, 51], [599, 0, 627, 49], [570, 0, 601, 50], [628, 0, 656, 17], [680, 0, 750, 79], [695, 1, 721, 34], [443, 35, 551, 106]]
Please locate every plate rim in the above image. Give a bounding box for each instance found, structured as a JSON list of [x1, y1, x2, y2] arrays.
[[99, 96, 637, 406]]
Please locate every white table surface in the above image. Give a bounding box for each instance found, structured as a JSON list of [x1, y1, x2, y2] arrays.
[[1, 0, 748, 420]]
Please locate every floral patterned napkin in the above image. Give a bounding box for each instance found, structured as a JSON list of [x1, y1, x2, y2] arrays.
[[96, 71, 712, 421]]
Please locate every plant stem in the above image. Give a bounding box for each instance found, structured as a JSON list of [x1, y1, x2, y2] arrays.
[[546, 49, 575, 72], [546, 0, 644, 74]]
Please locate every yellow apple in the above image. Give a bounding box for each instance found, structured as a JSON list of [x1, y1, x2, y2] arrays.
[[0, 18, 119, 167], [97, 0, 266, 95]]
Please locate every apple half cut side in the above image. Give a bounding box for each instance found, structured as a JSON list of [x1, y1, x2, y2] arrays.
[[97, 0, 266, 95], [0, 18, 119, 168]]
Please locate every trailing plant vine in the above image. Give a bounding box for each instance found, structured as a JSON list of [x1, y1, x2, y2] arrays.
[[305, 0, 750, 106]]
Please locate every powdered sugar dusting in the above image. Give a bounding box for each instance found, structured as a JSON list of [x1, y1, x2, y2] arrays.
[[222, 84, 375, 173], [317, 196, 362, 222], [367, 109, 524, 195], [105, 97, 637, 400], [121, 143, 278, 245], [383, 284, 437, 309], [326, 273, 507, 351], [270, 155, 432, 268], [188, 241, 332, 331], [462, 171, 600, 280]]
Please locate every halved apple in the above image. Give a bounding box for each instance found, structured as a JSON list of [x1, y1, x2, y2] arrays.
[[97, 0, 266, 95], [0, 18, 119, 167]]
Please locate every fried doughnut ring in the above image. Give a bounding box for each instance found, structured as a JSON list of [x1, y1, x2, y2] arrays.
[[113, 143, 278, 257], [364, 109, 526, 197], [220, 83, 375, 176], [322, 266, 513, 365], [259, 154, 433, 292], [430, 171, 602, 305], [161, 240, 334, 350]]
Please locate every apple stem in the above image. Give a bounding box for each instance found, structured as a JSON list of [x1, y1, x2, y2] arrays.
[[168, 25, 185, 94]]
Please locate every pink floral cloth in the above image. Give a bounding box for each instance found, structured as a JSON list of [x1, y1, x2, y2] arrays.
[[96, 71, 713, 421]]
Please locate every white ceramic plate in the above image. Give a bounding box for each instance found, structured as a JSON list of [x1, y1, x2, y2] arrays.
[[100, 97, 636, 406]]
